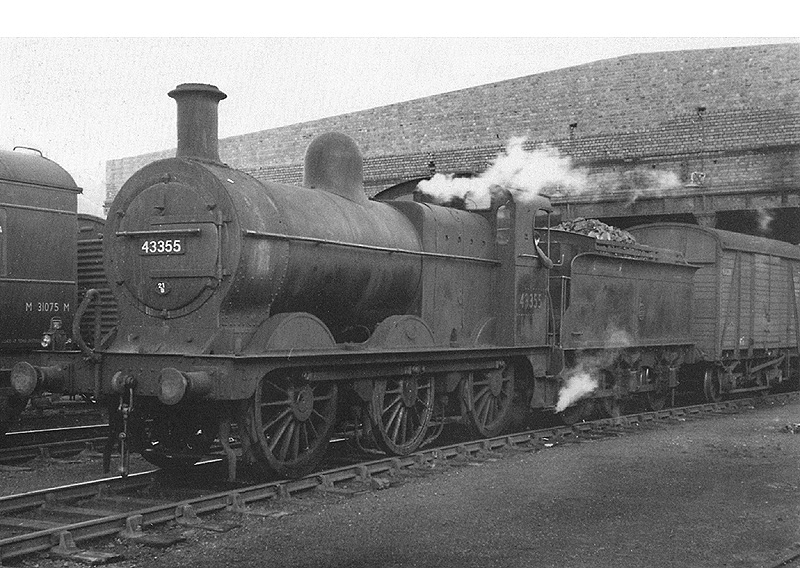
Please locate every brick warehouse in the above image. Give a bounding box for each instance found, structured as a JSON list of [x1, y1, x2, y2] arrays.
[[105, 42, 800, 242]]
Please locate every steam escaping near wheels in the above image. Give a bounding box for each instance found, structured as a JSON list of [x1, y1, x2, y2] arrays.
[[556, 370, 598, 413], [556, 328, 633, 413]]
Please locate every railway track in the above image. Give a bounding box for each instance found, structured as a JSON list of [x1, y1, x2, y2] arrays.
[[0, 424, 109, 467], [0, 393, 797, 565], [14, 397, 103, 426]]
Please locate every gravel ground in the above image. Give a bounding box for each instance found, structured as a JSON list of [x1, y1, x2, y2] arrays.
[[6, 398, 800, 568]]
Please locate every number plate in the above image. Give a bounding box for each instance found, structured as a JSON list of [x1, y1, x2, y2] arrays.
[[140, 239, 185, 255]]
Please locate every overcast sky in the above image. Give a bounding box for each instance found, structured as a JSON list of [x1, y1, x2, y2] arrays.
[[1, 33, 797, 215]]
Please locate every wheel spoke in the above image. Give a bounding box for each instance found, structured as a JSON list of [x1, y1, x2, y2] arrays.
[[389, 406, 405, 441], [382, 391, 400, 413], [399, 408, 409, 444], [312, 386, 335, 401], [386, 381, 403, 395], [415, 390, 433, 408], [290, 422, 300, 459], [306, 417, 319, 440], [276, 420, 296, 460], [298, 423, 308, 453], [475, 391, 488, 414], [479, 395, 493, 424], [262, 407, 292, 431], [491, 397, 501, 424], [311, 408, 329, 422], [408, 403, 421, 426], [474, 386, 490, 405], [383, 397, 403, 421], [262, 398, 293, 407], [264, 380, 290, 396], [267, 414, 293, 451]]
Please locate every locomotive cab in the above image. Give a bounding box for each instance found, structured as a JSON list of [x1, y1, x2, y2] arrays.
[[492, 196, 554, 347]]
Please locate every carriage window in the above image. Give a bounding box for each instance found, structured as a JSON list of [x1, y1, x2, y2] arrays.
[[496, 204, 511, 245]]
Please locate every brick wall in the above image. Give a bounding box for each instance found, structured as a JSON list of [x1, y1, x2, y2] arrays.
[[106, 43, 800, 206]]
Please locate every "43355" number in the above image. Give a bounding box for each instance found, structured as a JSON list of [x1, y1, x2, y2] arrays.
[[140, 239, 183, 255]]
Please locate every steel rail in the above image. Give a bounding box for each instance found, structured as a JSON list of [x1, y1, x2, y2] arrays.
[[4, 424, 107, 439], [1, 424, 109, 466]]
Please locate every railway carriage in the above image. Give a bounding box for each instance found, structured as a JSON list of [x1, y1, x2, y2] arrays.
[[0, 153, 114, 436], [0, 148, 79, 353], [0, 148, 83, 434], [630, 223, 800, 400]]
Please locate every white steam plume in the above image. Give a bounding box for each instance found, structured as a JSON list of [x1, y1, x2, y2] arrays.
[[555, 326, 634, 413], [418, 137, 683, 208], [555, 367, 598, 413], [572, 167, 682, 205], [417, 137, 588, 209], [622, 169, 682, 204]]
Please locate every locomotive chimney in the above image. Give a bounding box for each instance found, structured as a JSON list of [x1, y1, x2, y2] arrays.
[[168, 83, 227, 163]]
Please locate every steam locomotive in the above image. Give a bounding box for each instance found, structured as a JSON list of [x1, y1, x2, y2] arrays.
[[4, 84, 797, 481]]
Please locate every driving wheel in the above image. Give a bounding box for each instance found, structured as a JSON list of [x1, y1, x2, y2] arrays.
[[368, 375, 434, 455], [462, 363, 515, 437], [246, 370, 338, 478]]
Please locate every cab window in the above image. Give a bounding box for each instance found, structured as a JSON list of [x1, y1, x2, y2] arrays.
[[496, 204, 511, 245]]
